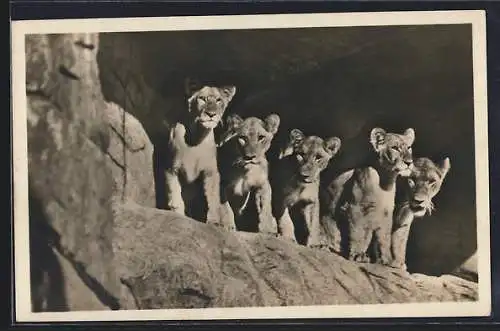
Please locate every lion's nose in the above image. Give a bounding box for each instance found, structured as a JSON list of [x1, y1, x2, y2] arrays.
[[243, 155, 256, 161], [206, 111, 217, 118], [404, 160, 413, 167]]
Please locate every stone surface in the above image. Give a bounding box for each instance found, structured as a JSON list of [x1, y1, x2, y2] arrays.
[[26, 33, 123, 311], [114, 203, 478, 309], [104, 101, 156, 207], [452, 251, 478, 283]]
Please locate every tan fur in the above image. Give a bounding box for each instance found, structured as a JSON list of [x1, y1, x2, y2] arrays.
[[218, 113, 281, 234], [321, 127, 415, 265], [391, 157, 451, 270], [162, 79, 237, 230], [272, 129, 341, 247]]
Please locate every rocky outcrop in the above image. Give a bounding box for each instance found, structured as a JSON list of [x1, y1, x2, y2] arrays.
[[26, 33, 153, 311], [26, 33, 122, 311], [105, 101, 155, 207], [114, 203, 477, 309], [452, 251, 478, 283], [25, 32, 478, 313]]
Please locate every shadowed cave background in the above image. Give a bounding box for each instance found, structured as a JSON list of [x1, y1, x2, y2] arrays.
[[96, 24, 476, 276]]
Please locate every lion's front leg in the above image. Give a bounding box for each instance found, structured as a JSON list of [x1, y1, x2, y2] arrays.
[[390, 224, 411, 270], [165, 170, 185, 215], [303, 201, 321, 248], [202, 170, 226, 229], [373, 221, 393, 266], [255, 181, 278, 235], [276, 205, 297, 243], [319, 213, 343, 254]]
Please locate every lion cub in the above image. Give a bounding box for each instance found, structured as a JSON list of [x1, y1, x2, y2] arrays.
[[272, 129, 341, 247], [217, 113, 281, 235], [321, 127, 415, 265], [390, 157, 450, 270], [159, 79, 237, 230]]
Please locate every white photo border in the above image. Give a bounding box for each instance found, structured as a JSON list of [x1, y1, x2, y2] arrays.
[[11, 10, 491, 322]]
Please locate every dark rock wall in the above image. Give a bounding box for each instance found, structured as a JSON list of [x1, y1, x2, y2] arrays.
[[98, 24, 477, 276]]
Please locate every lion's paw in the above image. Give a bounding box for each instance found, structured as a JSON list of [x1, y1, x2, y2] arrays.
[[350, 252, 370, 263], [278, 233, 298, 244], [389, 260, 408, 271], [206, 219, 236, 232], [309, 243, 332, 252]]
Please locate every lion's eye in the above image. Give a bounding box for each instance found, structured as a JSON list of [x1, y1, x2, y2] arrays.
[[238, 137, 246, 146], [315, 154, 323, 162], [216, 97, 223, 104], [198, 96, 206, 103], [258, 135, 266, 142]]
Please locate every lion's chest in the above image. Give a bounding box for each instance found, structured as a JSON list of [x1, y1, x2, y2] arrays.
[[342, 167, 395, 225], [228, 165, 268, 197], [284, 181, 318, 207], [169, 124, 216, 183]]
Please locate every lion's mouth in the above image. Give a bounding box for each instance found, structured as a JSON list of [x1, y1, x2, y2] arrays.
[[410, 204, 426, 212], [409, 199, 434, 216], [299, 174, 316, 183], [234, 157, 261, 167], [397, 166, 412, 177], [199, 118, 219, 125]]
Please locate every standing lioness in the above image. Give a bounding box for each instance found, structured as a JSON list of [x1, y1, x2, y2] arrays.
[[158, 79, 237, 230]]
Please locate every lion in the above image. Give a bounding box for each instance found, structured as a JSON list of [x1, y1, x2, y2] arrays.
[[217, 113, 281, 235], [157, 78, 237, 230], [271, 129, 341, 247], [320, 127, 415, 265], [390, 156, 451, 270]]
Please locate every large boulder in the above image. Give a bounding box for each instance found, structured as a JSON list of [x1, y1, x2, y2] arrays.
[[26, 33, 150, 311], [26, 33, 122, 311], [114, 203, 478, 309], [104, 101, 155, 207]]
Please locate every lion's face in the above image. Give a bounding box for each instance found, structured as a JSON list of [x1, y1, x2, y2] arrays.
[[186, 81, 237, 130], [279, 129, 341, 183], [218, 114, 281, 167], [370, 127, 415, 177], [404, 157, 451, 217]]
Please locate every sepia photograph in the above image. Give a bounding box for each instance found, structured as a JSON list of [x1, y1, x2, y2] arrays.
[[12, 10, 490, 322]]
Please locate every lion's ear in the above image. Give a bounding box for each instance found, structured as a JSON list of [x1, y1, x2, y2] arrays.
[[404, 128, 416, 146], [219, 86, 237, 102], [217, 114, 243, 147], [184, 77, 202, 97], [290, 129, 305, 145], [264, 114, 280, 135], [279, 145, 294, 159], [324, 137, 342, 157], [226, 114, 243, 130], [370, 127, 387, 152], [440, 157, 451, 178], [279, 129, 304, 159]]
